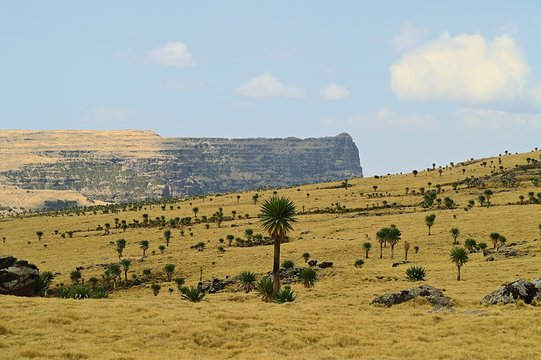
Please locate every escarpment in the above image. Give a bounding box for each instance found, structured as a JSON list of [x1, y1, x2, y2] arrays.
[[0, 130, 363, 209]]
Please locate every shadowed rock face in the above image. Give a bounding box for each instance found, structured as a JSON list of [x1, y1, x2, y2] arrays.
[[0, 256, 40, 296], [481, 278, 541, 305], [0, 131, 363, 204]]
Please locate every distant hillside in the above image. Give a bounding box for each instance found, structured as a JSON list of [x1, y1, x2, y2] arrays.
[[0, 130, 363, 210]]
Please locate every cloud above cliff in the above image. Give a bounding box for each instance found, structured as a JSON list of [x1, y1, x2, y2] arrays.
[[119, 41, 196, 67], [236, 72, 305, 98], [455, 107, 541, 130], [346, 107, 437, 129], [390, 33, 529, 103], [85, 106, 134, 123]]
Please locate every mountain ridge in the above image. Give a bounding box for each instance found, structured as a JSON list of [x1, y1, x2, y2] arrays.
[[0, 130, 363, 210]]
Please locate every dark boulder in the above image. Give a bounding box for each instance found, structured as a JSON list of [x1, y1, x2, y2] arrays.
[[371, 285, 452, 307], [317, 261, 333, 269], [481, 278, 541, 305], [0, 256, 40, 296]]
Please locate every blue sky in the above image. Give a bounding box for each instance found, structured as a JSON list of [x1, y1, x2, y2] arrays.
[[1, 1, 541, 175]]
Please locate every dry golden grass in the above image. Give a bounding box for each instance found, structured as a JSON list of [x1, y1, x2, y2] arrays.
[[1, 150, 541, 359]]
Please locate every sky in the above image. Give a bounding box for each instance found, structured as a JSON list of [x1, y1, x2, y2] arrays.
[[1, 1, 541, 175]]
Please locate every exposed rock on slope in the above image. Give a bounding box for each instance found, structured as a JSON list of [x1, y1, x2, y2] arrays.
[[0, 130, 363, 208], [371, 285, 452, 307], [481, 278, 541, 305], [0, 256, 40, 296]]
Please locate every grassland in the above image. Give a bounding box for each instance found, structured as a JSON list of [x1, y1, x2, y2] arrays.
[[1, 150, 541, 359]]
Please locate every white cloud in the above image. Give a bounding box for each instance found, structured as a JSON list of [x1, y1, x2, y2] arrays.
[[236, 72, 305, 98], [346, 107, 437, 129], [392, 23, 428, 52], [85, 106, 134, 122], [321, 83, 350, 100], [119, 41, 196, 67], [390, 33, 529, 103], [455, 107, 541, 130], [148, 42, 195, 67]]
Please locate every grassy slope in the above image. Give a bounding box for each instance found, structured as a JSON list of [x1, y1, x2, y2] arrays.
[[1, 150, 541, 359]]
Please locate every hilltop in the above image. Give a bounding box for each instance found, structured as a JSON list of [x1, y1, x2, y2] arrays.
[[1, 148, 541, 359], [0, 130, 362, 212]]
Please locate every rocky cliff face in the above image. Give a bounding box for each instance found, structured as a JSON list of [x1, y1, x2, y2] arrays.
[[0, 130, 362, 207]]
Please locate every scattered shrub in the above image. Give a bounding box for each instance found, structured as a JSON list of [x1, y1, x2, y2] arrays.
[[354, 259, 364, 268], [298, 268, 317, 288], [180, 286, 205, 302], [405, 266, 427, 281], [273, 286, 296, 304], [256, 277, 274, 302], [151, 283, 161, 296], [71, 285, 90, 299], [34, 271, 54, 296], [282, 260, 295, 269], [239, 271, 257, 293]]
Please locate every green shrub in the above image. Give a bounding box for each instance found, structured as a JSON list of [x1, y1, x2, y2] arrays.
[[180, 286, 205, 302], [302, 252, 310, 263], [34, 271, 54, 296], [298, 268, 317, 288], [405, 266, 427, 281], [91, 287, 108, 299], [239, 271, 257, 293], [70, 270, 82, 284], [273, 286, 296, 304], [256, 277, 274, 302], [174, 278, 186, 288], [69, 284, 91, 299], [281, 260, 295, 269], [354, 259, 364, 268], [151, 283, 161, 296]]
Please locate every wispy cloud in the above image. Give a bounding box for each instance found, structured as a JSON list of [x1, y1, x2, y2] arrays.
[[84, 106, 134, 123], [455, 107, 541, 130], [392, 23, 429, 52], [321, 83, 350, 101], [167, 80, 207, 91], [119, 41, 196, 67], [346, 107, 437, 129], [236, 72, 305, 98]]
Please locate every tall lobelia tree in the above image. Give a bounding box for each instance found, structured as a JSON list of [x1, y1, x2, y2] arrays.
[[425, 214, 436, 235], [259, 195, 297, 294], [386, 225, 401, 259], [164, 229, 172, 247], [140, 240, 149, 258], [450, 247, 469, 281], [376, 228, 388, 259], [362, 242, 372, 259], [116, 239, 126, 260], [449, 228, 460, 245]]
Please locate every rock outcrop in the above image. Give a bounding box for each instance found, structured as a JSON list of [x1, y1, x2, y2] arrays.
[[481, 278, 541, 305], [0, 256, 40, 296], [0, 130, 363, 208], [371, 285, 452, 307]]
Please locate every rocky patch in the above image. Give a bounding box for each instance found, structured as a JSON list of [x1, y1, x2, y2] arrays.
[[371, 285, 452, 307], [481, 278, 541, 305], [0, 255, 40, 296]]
